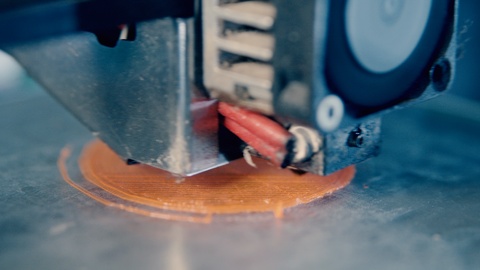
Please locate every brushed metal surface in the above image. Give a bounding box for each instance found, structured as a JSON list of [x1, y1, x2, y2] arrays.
[[0, 90, 479, 269], [5, 18, 226, 176]]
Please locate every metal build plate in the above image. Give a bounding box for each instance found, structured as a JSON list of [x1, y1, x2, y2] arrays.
[[0, 89, 479, 269]]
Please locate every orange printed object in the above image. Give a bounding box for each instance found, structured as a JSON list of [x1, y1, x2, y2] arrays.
[[59, 140, 355, 223]]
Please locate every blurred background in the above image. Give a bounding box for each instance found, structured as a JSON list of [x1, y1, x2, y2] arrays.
[[0, 0, 478, 103]]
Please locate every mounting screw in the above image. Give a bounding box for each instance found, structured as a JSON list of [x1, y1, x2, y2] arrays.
[[431, 58, 452, 92], [316, 95, 344, 132], [235, 84, 254, 100], [348, 128, 364, 148]]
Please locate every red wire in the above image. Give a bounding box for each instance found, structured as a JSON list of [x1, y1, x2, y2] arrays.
[[219, 102, 293, 167], [223, 118, 287, 166], [218, 102, 292, 148]]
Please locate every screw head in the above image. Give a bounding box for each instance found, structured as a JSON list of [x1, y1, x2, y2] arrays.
[[431, 58, 452, 92], [348, 128, 364, 148], [234, 84, 254, 100]]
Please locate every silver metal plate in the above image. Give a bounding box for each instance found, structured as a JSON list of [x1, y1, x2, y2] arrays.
[[0, 90, 479, 269], [5, 18, 227, 176]]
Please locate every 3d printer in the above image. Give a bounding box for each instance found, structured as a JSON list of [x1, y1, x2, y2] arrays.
[[0, 0, 457, 176]]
